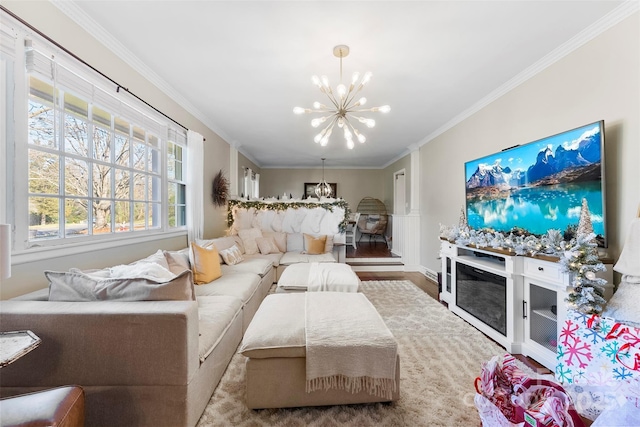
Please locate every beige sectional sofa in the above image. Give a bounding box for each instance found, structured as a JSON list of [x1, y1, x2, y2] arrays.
[[0, 231, 338, 427]]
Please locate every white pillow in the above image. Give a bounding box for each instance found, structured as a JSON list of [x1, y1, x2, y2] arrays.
[[238, 227, 263, 255], [602, 281, 640, 328], [219, 244, 244, 265], [287, 233, 304, 252]]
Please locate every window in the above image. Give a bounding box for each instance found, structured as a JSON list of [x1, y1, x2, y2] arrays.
[[2, 19, 188, 252]]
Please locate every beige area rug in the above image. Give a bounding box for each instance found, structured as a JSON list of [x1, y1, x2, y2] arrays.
[[196, 280, 518, 426]]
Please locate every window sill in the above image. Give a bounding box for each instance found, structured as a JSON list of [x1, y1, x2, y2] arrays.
[[12, 229, 187, 265]]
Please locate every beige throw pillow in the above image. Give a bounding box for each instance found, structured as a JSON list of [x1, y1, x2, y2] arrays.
[[219, 244, 244, 265], [238, 227, 263, 255], [256, 236, 281, 255]]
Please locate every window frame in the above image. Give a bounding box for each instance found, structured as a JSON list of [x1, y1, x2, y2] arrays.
[[2, 15, 188, 263]]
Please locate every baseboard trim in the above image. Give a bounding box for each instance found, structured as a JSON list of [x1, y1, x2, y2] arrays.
[[349, 264, 405, 272]]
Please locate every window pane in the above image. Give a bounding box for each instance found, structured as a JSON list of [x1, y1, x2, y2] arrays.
[[133, 142, 146, 170], [175, 159, 182, 181], [29, 150, 59, 195], [64, 198, 88, 237], [150, 176, 161, 202], [168, 182, 176, 205], [29, 76, 56, 103], [64, 114, 88, 156], [176, 205, 186, 227], [28, 99, 57, 148], [93, 126, 111, 162], [115, 201, 130, 232], [167, 145, 175, 180], [114, 168, 130, 199], [168, 205, 176, 227], [29, 196, 60, 240], [147, 203, 162, 228], [133, 173, 146, 202], [64, 92, 88, 118], [134, 202, 146, 230], [93, 199, 112, 233], [114, 133, 130, 166], [92, 105, 110, 127], [66, 158, 89, 196], [132, 126, 145, 142], [115, 116, 129, 134], [150, 203, 161, 229], [177, 183, 186, 204], [92, 164, 112, 198], [150, 148, 160, 173], [148, 134, 159, 148]]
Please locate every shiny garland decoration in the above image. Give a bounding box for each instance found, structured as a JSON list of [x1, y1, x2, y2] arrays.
[[227, 199, 351, 233]]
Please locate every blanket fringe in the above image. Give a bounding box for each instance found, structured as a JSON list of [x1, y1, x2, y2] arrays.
[[306, 375, 396, 400]]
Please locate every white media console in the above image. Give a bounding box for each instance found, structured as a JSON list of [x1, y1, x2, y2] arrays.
[[439, 240, 613, 370]]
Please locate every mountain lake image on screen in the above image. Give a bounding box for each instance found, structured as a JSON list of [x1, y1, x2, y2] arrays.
[[464, 121, 606, 247]]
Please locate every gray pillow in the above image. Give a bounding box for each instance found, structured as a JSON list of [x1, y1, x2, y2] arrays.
[[46, 268, 195, 302]]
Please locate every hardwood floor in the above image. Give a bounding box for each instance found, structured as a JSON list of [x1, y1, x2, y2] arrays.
[[352, 242, 552, 375]]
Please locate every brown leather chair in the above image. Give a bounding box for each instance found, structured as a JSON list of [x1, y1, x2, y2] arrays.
[[0, 386, 85, 427]]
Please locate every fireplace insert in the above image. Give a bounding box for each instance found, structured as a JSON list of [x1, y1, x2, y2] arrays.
[[455, 262, 507, 336]]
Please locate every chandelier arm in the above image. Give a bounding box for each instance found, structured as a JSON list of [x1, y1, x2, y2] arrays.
[[324, 91, 341, 111]]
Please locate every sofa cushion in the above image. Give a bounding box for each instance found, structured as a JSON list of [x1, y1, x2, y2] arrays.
[[238, 228, 263, 255], [197, 295, 243, 362], [194, 273, 261, 305], [239, 293, 306, 358], [245, 253, 282, 268], [279, 252, 336, 266], [220, 257, 273, 277], [190, 243, 222, 284], [164, 249, 190, 271], [46, 268, 195, 302], [219, 244, 244, 265]]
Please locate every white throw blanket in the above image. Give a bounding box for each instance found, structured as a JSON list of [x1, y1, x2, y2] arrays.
[[305, 292, 397, 399], [614, 218, 640, 283], [307, 262, 360, 292], [277, 262, 360, 292]]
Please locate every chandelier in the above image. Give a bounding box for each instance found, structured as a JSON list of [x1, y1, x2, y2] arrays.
[[315, 158, 332, 198], [293, 45, 390, 149]]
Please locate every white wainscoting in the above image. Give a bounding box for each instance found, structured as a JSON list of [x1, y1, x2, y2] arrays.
[[392, 214, 421, 271]]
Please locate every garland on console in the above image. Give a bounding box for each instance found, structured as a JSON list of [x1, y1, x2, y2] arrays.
[[227, 199, 351, 233], [439, 224, 607, 315]]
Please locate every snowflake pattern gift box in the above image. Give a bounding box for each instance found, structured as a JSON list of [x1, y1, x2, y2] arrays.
[[555, 309, 640, 420]]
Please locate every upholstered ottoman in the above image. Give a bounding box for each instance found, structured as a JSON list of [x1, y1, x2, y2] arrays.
[[239, 293, 400, 409], [276, 262, 360, 293]]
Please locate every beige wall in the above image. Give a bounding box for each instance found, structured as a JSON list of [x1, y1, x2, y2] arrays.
[[2, 2, 232, 297], [260, 169, 385, 213], [382, 155, 412, 213], [419, 12, 640, 277]]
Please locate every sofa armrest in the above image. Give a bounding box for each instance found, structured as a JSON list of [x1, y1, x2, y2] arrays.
[[0, 300, 200, 387]]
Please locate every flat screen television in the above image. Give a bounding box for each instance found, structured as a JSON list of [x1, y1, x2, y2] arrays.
[[464, 120, 606, 247]]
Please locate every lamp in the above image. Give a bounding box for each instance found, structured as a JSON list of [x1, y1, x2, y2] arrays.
[[315, 158, 332, 198], [0, 224, 11, 280], [294, 45, 390, 149]]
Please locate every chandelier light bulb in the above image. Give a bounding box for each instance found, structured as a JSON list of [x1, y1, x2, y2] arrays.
[[293, 45, 389, 149], [361, 72, 373, 86]]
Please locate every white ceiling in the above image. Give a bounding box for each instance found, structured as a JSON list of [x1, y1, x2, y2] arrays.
[[55, 1, 626, 169]]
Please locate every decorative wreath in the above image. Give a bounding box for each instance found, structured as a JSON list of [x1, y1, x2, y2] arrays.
[[211, 169, 229, 207]]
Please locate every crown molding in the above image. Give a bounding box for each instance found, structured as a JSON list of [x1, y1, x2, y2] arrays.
[[49, 0, 234, 145], [417, 0, 639, 149]]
